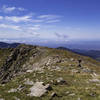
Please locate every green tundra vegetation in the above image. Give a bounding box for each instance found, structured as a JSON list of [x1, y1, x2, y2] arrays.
[[0, 44, 100, 100]]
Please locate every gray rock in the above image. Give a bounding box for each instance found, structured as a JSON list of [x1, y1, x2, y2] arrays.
[[65, 91, 70, 95], [77, 97, 81, 100], [82, 68, 92, 73], [51, 92, 58, 97], [8, 85, 24, 93], [70, 58, 74, 61], [28, 82, 52, 97], [89, 79, 100, 83], [69, 93, 75, 96], [14, 97, 20, 100], [8, 88, 17, 93], [24, 79, 34, 85], [72, 69, 80, 73], [0, 99, 4, 100], [17, 85, 24, 91], [55, 77, 67, 85], [26, 70, 33, 73], [89, 93, 96, 97]]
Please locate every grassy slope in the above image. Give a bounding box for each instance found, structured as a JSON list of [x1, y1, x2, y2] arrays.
[[0, 45, 100, 100]]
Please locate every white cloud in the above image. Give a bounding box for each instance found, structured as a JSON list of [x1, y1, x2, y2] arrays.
[[28, 27, 40, 31], [0, 16, 3, 20], [18, 7, 26, 11], [0, 24, 21, 30], [54, 32, 69, 41], [5, 15, 32, 23], [2, 5, 16, 12], [46, 20, 60, 23], [32, 19, 44, 23], [28, 25, 40, 31], [38, 14, 61, 20], [2, 5, 26, 13], [5, 15, 45, 23]]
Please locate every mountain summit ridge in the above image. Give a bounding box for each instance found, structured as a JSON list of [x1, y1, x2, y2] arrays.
[[0, 44, 100, 100]]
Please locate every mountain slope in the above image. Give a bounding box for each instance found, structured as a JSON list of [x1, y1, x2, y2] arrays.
[[0, 44, 100, 100], [72, 49, 100, 61], [57, 47, 100, 61]]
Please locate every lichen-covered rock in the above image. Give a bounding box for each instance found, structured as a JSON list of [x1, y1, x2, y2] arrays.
[[24, 79, 34, 85], [0, 98, 5, 100], [8, 88, 17, 93], [28, 82, 52, 97]]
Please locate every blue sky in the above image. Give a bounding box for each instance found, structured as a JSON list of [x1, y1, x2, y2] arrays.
[[0, 0, 100, 44]]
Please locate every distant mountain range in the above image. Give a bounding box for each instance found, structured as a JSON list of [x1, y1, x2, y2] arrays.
[[73, 49, 100, 61], [0, 42, 20, 48], [57, 47, 100, 61]]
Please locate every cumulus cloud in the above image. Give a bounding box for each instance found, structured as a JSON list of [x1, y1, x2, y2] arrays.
[[0, 24, 21, 30], [1, 5, 26, 13]]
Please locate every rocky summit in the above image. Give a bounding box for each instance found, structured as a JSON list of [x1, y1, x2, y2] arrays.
[[0, 44, 100, 100]]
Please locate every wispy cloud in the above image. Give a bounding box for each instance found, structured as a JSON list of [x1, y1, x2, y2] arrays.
[[0, 16, 3, 20], [28, 25, 40, 31], [46, 19, 60, 23], [38, 14, 62, 24], [17, 7, 26, 11], [22, 29, 40, 38], [32, 19, 44, 23], [38, 14, 61, 20], [0, 13, 61, 24], [1, 5, 26, 13], [0, 4, 63, 41], [5, 15, 32, 23], [0, 24, 21, 30], [54, 32, 69, 41]]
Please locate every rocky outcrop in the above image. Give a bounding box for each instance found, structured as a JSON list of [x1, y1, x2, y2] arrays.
[[0, 44, 39, 83], [0, 44, 63, 84]]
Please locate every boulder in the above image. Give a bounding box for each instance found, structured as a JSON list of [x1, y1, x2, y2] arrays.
[[8, 88, 17, 93], [77, 97, 81, 100], [28, 82, 52, 97], [89, 93, 96, 97], [89, 79, 100, 83], [54, 77, 67, 85], [69, 93, 75, 96], [0, 99, 4, 100], [51, 92, 58, 97], [26, 70, 33, 73]]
